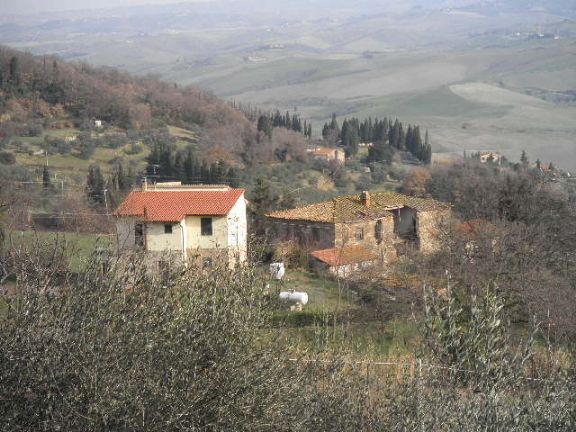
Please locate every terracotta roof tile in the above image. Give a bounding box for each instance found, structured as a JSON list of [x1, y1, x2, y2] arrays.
[[310, 245, 378, 267], [267, 191, 449, 223], [114, 189, 244, 222], [312, 147, 337, 156]]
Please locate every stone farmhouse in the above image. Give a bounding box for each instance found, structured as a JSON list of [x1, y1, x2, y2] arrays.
[[114, 182, 247, 271], [266, 191, 450, 277], [308, 146, 346, 164], [478, 151, 501, 164]]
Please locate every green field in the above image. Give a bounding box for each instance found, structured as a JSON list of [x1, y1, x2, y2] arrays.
[[4, 230, 116, 272], [267, 270, 418, 357]]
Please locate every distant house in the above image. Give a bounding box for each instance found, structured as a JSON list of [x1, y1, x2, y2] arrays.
[[114, 181, 247, 270], [478, 151, 501, 164], [266, 191, 450, 277], [308, 146, 346, 164], [94, 119, 103, 128], [64, 135, 77, 143]]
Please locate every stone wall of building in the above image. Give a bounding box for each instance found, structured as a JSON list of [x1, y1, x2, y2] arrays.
[[334, 217, 391, 248], [268, 219, 335, 251], [335, 216, 397, 265]]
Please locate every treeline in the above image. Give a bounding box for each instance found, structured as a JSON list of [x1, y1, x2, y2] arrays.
[[145, 131, 237, 186], [257, 110, 312, 138], [322, 114, 432, 163]]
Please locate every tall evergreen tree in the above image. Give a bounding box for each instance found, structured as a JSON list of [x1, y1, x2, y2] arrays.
[[251, 177, 277, 216], [257, 115, 273, 138], [87, 164, 106, 205], [42, 165, 51, 189], [9, 56, 21, 87], [113, 162, 131, 191]]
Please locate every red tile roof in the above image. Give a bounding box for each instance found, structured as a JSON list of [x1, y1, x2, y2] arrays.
[[310, 245, 378, 267], [114, 189, 245, 222], [312, 147, 336, 156]]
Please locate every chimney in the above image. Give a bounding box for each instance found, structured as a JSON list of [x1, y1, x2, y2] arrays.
[[361, 191, 371, 207], [142, 177, 148, 192]]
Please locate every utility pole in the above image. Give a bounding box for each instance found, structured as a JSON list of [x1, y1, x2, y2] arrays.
[[103, 188, 109, 217]]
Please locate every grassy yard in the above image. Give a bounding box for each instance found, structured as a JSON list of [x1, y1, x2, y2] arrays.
[[267, 269, 419, 357], [4, 230, 116, 272], [168, 125, 198, 150]]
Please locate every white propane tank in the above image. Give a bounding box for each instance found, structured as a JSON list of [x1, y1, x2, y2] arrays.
[[270, 262, 285, 280], [279, 289, 309, 305]]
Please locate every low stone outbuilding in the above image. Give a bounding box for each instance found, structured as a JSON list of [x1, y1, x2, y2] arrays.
[[266, 191, 450, 275]]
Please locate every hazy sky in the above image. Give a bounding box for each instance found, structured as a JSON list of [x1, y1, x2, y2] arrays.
[[0, 0, 212, 14]]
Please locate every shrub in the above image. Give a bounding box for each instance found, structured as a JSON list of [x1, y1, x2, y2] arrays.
[[0, 151, 16, 165]]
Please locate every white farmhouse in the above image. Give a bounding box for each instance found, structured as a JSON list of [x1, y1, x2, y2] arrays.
[[114, 182, 247, 270]]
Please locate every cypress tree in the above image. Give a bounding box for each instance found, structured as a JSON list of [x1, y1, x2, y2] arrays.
[[257, 115, 272, 138], [87, 164, 106, 205], [42, 165, 51, 189], [329, 113, 339, 139], [9, 56, 20, 87], [183, 149, 196, 184], [341, 120, 350, 147]]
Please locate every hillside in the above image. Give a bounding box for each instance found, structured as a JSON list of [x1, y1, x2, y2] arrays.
[[0, 47, 437, 211], [0, 46, 255, 172], [3, 0, 574, 168]]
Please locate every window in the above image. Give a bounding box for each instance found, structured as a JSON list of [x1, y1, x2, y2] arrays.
[[375, 220, 383, 242], [164, 224, 173, 234], [135, 223, 144, 247], [355, 227, 364, 241], [203, 257, 213, 268], [201, 218, 213, 236]]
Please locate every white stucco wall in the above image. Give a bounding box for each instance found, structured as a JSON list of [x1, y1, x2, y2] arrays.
[[186, 215, 228, 249], [146, 222, 185, 252], [226, 194, 248, 264]]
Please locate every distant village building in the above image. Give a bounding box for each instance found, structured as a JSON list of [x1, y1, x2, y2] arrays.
[[532, 161, 555, 172], [114, 181, 247, 271], [308, 146, 346, 164], [266, 191, 450, 277], [64, 135, 77, 143], [478, 151, 501, 164], [94, 119, 103, 128]]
